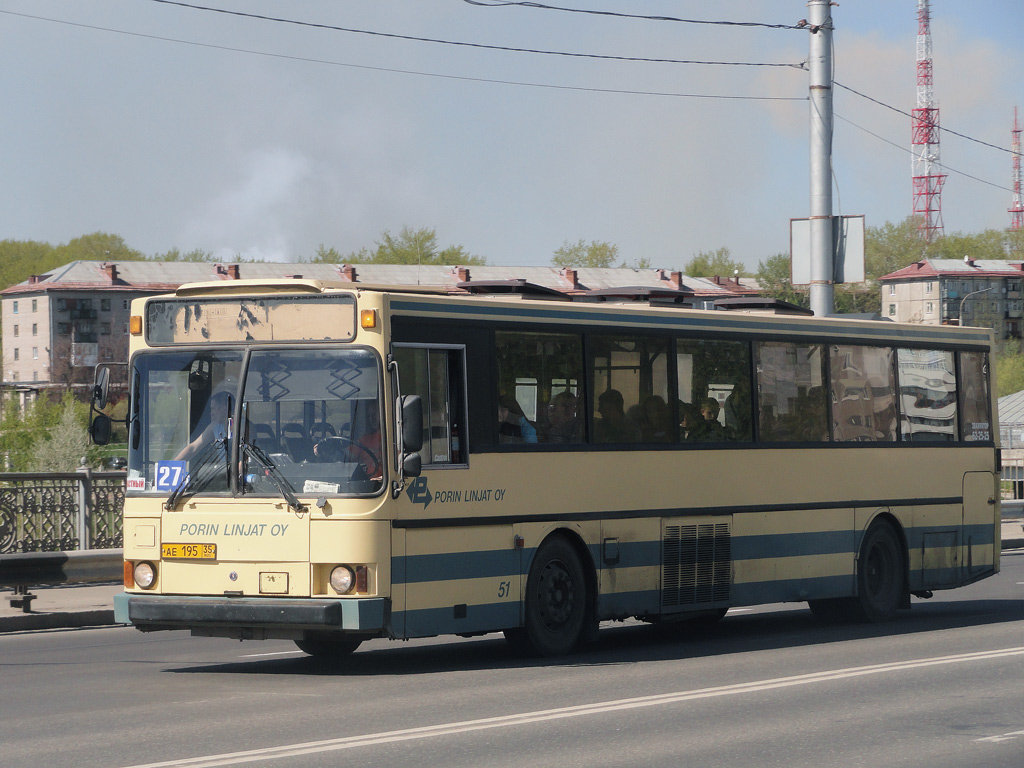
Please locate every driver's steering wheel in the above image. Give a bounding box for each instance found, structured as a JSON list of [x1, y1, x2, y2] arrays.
[[314, 436, 381, 478]]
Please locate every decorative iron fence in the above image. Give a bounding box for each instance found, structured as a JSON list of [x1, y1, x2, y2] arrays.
[[0, 471, 124, 554]]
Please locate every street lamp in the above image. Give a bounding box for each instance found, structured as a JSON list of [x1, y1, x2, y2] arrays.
[[959, 286, 994, 326]]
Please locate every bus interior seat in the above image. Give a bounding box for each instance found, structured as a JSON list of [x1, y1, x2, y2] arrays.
[[281, 423, 313, 463]]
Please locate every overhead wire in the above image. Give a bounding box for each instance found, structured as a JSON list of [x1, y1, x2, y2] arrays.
[[145, 0, 805, 69], [461, 0, 807, 30]]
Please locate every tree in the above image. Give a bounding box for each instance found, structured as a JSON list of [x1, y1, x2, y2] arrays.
[[551, 239, 620, 268], [755, 253, 808, 308], [356, 227, 484, 265], [997, 350, 1024, 397], [27, 393, 97, 471], [683, 247, 747, 278], [152, 247, 216, 262], [55, 232, 145, 264]]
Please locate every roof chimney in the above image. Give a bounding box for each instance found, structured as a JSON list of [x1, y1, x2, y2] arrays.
[[100, 262, 119, 283], [559, 267, 579, 290], [215, 264, 241, 280], [28, 275, 41, 285], [657, 270, 683, 290], [453, 266, 471, 283], [338, 264, 357, 282]]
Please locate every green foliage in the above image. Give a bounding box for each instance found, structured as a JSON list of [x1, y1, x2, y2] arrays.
[[152, 247, 216, 262], [334, 227, 485, 265], [0, 392, 98, 471], [996, 350, 1024, 398], [551, 239, 620, 268], [27, 393, 97, 472], [683, 247, 748, 278]]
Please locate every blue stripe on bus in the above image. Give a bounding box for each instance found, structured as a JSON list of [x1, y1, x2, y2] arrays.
[[398, 548, 523, 583], [394, 600, 521, 638], [389, 300, 992, 343], [391, 524, 996, 587], [733, 574, 854, 605]]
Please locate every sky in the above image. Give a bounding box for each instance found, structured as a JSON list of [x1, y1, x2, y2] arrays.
[[1, 0, 1023, 273]]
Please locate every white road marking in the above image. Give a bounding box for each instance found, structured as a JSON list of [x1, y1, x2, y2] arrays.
[[238, 650, 304, 659], [975, 729, 1024, 743], [121, 646, 1024, 768]]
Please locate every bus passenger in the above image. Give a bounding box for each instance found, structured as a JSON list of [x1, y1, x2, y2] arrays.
[[544, 391, 582, 443], [594, 389, 640, 443], [689, 397, 727, 442], [639, 395, 672, 442], [499, 397, 537, 443]]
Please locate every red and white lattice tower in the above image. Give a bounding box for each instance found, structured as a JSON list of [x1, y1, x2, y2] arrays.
[[1010, 107, 1024, 230], [911, 0, 946, 242]]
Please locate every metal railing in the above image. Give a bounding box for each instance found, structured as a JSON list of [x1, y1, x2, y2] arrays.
[[0, 470, 124, 555]]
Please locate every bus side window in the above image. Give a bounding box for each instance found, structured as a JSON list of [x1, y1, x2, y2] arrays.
[[756, 342, 830, 443], [495, 331, 584, 446], [957, 351, 991, 442], [393, 345, 468, 466]]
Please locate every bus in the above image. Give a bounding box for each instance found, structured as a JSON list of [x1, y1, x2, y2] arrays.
[[94, 278, 1000, 658]]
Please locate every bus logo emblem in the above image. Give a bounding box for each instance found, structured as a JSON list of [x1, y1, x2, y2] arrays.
[[406, 477, 432, 508]]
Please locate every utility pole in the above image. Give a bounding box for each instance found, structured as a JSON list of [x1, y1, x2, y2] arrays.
[[807, 0, 834, 317]]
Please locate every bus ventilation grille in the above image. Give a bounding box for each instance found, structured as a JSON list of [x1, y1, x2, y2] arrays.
[[662, 523, 731, 608]]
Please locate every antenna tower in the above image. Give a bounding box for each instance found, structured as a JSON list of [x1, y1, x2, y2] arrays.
[[1011, 107, 1023, 231], [911, 0, 946, 243]]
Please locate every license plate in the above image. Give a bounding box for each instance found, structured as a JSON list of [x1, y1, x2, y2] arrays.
[[161, 542, 217, 560]]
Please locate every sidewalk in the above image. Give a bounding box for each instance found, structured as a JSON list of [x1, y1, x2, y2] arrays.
[[3, 520, 1024, 634]]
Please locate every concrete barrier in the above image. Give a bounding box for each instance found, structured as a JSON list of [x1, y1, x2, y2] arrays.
[[0, 549, 123, 587]]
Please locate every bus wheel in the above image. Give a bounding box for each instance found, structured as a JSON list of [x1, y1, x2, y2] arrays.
[[854, 519, 905, 622], [294, 635, 362, 659], [508, 535, 587, 656]]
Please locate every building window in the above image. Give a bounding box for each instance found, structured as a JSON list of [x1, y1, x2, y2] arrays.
[[31, 323, 37, 336], [925, 302, 934, 314], [10, 372, 17, 382], [12, 301, 18, 314], [101, 322, 112, 335], [32, 347, 38, 360], [101, 298, 111, 312], [888, 304, 896, 316], [123, 300, 129, 310], [13, 349, 19, 361], [31, 299, 37, 312], [889, 285, 896, 296], [12, 325, 17, 337], [57, 322, 70, 335], [926, 281, 933, 293], [57, 298, 67, 312]]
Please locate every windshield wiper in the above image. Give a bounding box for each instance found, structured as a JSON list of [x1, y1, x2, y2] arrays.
[[241, 441, 307, 513], [165, 437, 228, 510]]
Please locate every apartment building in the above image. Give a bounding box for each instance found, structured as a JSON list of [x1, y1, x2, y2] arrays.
[[879, 258, 1024, 347]]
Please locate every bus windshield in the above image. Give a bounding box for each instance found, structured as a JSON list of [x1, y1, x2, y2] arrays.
[[127, 347, 384, 499]]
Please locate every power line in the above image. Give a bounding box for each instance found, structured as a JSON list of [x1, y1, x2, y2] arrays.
[[835, 112, 1012, 193], [0, 9, 806, 102], [145, 0, 805, 68], [462, 1, 806, 31], [835, 80, 1013, 156]]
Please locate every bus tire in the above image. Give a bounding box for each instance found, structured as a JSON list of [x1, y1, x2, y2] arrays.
[[294, 635, 362, 659], [507, 535, 587, 657], [854, 518, 905, 622]]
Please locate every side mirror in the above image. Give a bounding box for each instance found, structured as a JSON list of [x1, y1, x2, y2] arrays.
[[90, 414, 112, 446], [92, 366, 111, 410], [401, 395, 423, 452], [402, 452, 422, 478]]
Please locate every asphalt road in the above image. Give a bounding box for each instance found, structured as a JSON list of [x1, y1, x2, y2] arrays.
[[4, 551, 1024, 768]]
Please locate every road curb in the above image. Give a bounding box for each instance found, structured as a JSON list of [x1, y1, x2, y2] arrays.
[[0, 609, 117, 633]]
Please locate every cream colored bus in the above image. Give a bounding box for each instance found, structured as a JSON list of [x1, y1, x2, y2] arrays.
[[98, 278, 1000, 658]]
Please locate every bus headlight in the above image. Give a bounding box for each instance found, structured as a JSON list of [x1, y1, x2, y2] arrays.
[[330, 566, 355, 594], [134, 562, 157, 589]]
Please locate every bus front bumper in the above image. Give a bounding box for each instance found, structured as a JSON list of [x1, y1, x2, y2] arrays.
[[114, 592, 387, 637]]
